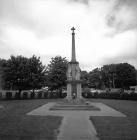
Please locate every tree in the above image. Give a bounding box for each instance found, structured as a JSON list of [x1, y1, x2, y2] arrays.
[[28, 55, 47, 92], [115, 63, 136, 89], [47, 56, 68, 92], [101, 64, 117, 88], [101, 63, 136, 89], [0, 59, 7, 89], [88, 68, 103, 89], [3, 55, 29, 91], [3, 55, 46, 92], [81, 71, 89, 88], [136, 70, 137, 82]]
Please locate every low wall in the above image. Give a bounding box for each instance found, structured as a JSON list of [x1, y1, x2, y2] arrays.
[[0, 90, 67, 100]]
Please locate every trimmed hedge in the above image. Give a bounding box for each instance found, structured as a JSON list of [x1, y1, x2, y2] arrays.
[[30, 92, 35, 98], [22, 92, 28, 99], [38, 91, 42, 98], [15, 92, 20, 99], [6, 92, 12, 99], [82, 91, 137, 100]]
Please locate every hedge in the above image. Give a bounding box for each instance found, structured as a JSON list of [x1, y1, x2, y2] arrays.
[[82, 91, 137, 100]]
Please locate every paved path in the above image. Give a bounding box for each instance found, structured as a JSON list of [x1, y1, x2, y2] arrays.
[[27, 102, 126, 140], [57, 114, 99, 140], [27, 102, 126, 117]]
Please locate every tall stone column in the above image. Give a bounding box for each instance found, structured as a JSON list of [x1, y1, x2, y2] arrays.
[[66, 27, 82, 100], [71, 27, 76, 62]]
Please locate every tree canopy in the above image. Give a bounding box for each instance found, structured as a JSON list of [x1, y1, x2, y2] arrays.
[[81, 71, 89, 88], [89, 63, 137, 89], [47, 56, 68, 91], [1, 55, 46, 92], [115, 63, 136, 88], [88, 68, 103, 89], [0, 55, 137, 91]]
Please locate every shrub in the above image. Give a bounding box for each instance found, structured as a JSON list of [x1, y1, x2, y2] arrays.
[[50, 91, 58, 99], [38, 91, 42, 98], [30, 92, 35, 99], [0, 92, 2, 99], [82, 91, 93, 98], [15, 92, 20, 99], [44, 92, 49, 98], [22, 92, 28, 99], [60, 92, 67, 98], [84, 91, 137, 100], [122, 93, 137, 100], [6, 92, 12, 99]]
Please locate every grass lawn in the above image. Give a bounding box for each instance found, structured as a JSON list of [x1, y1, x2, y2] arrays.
[[89, 99, 137, 140], [1, 98, 137, 140], [0, 99, 63, 140]]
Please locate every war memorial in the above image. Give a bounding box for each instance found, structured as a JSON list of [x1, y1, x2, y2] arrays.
[[0, 27, 137, 140], [27, 28, 126, 140], [66, 27, 82, 100]]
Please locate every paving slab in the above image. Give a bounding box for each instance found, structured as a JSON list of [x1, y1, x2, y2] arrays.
[[27, 102, 126, 140], [27, 102, 126, 117], [57, 114, 99, 140]]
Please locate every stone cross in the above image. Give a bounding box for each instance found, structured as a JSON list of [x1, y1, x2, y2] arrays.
[[71, 27, 75, 33]]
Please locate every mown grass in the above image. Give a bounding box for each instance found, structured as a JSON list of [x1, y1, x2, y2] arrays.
[[1, 98, 137, 140], [89, 99, 137, 140], [0, 99, 62, 140]]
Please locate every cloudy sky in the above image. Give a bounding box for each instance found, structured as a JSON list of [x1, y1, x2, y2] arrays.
[[0, 0, 137, 71]]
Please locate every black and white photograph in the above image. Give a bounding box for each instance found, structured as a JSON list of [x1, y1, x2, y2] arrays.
[[0, 0, 137, 139]]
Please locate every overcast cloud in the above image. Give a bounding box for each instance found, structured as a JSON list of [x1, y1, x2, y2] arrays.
[[0, 0, 136, 71]]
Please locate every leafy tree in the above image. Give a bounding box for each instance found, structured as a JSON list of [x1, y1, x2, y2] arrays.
[[28, 55, 46, 92], [47, 56, 68, 92], [81, 71, 89, 88], [3, 55, 29, 91], [88, 68, 103, 89], [0, 59, 7, 67], [115, 63, 136, 89], [101, 63, 136, 89], [101, 64, 117, 88], [136, 70, 137, 81], [3, 55, 46, 92], [0, 59, 7, 89]]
